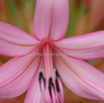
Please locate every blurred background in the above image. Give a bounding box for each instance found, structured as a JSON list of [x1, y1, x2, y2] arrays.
[[0, 0, 104, 103]]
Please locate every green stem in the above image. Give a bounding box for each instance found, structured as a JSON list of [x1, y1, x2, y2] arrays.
[[7, 0, 19, 27]]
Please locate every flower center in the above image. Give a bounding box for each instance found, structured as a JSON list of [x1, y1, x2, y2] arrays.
[[38, 43, 64, 103]]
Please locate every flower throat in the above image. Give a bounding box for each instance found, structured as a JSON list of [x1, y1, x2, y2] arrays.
[[38, 43, 64, 103]]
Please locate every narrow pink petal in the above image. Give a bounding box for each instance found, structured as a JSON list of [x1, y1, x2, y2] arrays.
[[49, 0, 69, 40], [0, 52, 40, 98], [24, 57, 43, 103], [33, 0, 69, 40], [24, 73, 41, 103], [54, 31, 104, 60], [54, 51, 104, 100], [0, 21, 40, 57]]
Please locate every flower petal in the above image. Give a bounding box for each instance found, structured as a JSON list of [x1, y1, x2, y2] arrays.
[[54, 31, 104, 60], [0, 52, 40, 98], [0, 21, 40, 57], [24, 57, 43, 103], [54, 51, 104, 100], [33, 0, 69, 40]]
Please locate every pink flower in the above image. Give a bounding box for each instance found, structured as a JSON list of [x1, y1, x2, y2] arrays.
[[0, 0, 104, 103]]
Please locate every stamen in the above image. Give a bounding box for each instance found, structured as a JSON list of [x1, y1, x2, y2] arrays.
[[55, 70, 60, 93], [55, 69, 60, 78], [39, 72, 46, 92], [55, 78, 60, 93], [39, 71, 46, 102], [43, 43, 55, 102], [55, 69, 64, 103], [49, 77, 54, 98], [48, 77, 56, 103]]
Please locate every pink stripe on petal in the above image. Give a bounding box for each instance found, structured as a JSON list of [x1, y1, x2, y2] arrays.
[[54, 31, 104, 60], [33, 0, 69, 40], [0, 40, 38, 57], [24, 57, 43, 103], [0, 52, 40, 98], [0, 21, 40, 57], [54, 50, 104, 100]]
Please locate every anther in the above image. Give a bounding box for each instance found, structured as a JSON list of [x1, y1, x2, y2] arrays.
[[55, 69, 60, 78], [48, 77, 55, 98], [55, 70, 64, 103], [55, 70, 60, 92], [39, 72, 46, 92], [55, 78, 60, 93]]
